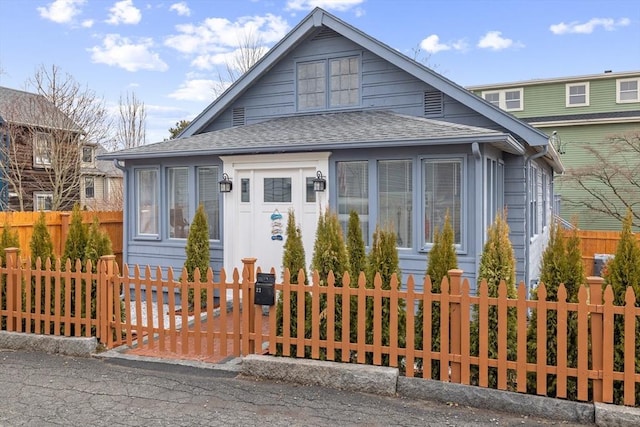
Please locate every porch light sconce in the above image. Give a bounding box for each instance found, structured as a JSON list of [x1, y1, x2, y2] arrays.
[[313, 171, 327, 192], [219, 173, 233, 193]]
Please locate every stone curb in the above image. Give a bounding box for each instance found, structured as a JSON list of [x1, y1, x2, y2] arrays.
[[595, 402, 640, 427], [0, 331, 96, 357], [241, 354, 398, 396]]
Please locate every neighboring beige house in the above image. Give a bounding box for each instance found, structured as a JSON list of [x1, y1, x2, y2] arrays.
[[80, 144, 123, 211]]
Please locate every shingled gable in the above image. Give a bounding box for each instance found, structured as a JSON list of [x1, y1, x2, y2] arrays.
[[174, 8, 559, 165]]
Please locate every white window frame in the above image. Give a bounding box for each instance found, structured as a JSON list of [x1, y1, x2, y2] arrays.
[[377, 159, 413, 249], [81, 146, 94, 165], [482, 88, 523, 111], [529, 165, 539, 239], [566, 82, 589, 107], [33, 131, 52, 167], [135, 168, 159, 238], [617, 78, 640, 103], [485, 158, 504, 233], [423, 156, 465, 250], [84, 176, 95, 199], [33, 192, 53, 211], [296, 54, 361, 111]]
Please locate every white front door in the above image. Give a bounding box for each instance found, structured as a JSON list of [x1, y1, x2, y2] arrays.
[[222, 153, 330, 281]]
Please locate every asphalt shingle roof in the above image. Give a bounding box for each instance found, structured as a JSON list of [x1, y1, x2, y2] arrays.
[[0, 86, 81, 132], [102, 110, 507, 160]]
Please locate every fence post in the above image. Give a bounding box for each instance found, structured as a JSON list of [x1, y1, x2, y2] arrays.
[[4, 248, 19, 331], [588, 276, 605, 403], [242, 258, 257, 354], [98, 255, 116, 347], [448, 269, 463, 383], [60, 212, 70, 258]]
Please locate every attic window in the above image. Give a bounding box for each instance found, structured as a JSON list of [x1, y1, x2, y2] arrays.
[[424, 91, 444, 116], [232, 107, 245, 126]]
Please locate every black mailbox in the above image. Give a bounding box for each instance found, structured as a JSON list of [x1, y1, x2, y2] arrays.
[[254, 272, 275, 306]]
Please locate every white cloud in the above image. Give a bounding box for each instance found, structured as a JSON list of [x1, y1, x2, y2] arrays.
[[81, 19, 94, 28], [169, 2, 191, 16], [106, 0, 142, 25], [89, 34, 168, 72], [165, 13, 289, 55], [37, 0, 85, 24], [549, 17, 630, 35], [419, 34, 467, 54], [477, 31, 523, 51], [285, 0, 364, 12], [168, 79, 217, 101]]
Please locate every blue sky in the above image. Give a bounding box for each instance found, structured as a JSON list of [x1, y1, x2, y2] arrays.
[[0, 0, 638, 143]]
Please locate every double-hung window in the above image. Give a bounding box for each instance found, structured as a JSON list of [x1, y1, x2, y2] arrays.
[[33, 131, 52, 167], [529, 166, 539, 238], [197, 166, 220, 240], [136, 168, 159, 237], [617, 78, 639, 103], [424, 158, 462, 246], [84, 177, 95, 199], [297, 56, 360, 110], [566, 82, 589, 107], [485, 159, 504, 231], [482, 88, 523, 111], [33, 192, 53, 211], [167, 167, 189, 239], [337, 161, 369, 245], [378, 160, 412, 248]]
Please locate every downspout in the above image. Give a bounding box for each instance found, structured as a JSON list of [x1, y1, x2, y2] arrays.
[[472, 142, 482, 289], [113, 159, 127, 266], [524, 144, 548, 294]]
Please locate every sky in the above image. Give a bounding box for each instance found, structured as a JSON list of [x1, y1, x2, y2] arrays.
[[0, 0, 638, 144]]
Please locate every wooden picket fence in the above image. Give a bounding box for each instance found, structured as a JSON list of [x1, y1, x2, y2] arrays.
[[1, 248, 639, 406]]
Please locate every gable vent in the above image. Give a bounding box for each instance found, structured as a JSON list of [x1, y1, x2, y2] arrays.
[[424, 91, 444, 117], [232, 107, 245, 127], [312, 26, 340, 41]]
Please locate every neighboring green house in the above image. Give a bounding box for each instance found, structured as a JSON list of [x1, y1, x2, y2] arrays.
[[468, 71, 640, 230]]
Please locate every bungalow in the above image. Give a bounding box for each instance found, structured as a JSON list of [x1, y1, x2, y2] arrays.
[[100, 8, 563, 291]]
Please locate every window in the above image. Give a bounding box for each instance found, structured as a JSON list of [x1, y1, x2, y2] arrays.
[[486, 159, 504, 231], [542, 171, 548, 227], [84, 177, 95, 199], [617, 78, 640, 103], [167, 167, 189, 238], [33, 192, 53, 211], [529, 166, 539, 238], [378, 160, 412, 248], [297, 55, 360, 110], [82, 146, 94, 163], [33, 131, 52, 167], [136, 169, 159, 236], [337, 161, 369, 245], [198, 166, 220, 240], [264, 178, 292, 203], [566, 82, 589, 107], [241, 178, 250, 203], [305, 177, 316, 203], [482, 88, 523, 111], [424, 159, 462, 245]]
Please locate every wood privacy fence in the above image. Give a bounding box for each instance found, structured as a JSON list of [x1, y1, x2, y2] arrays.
[[1, 250, 639, 406], [0, 211, 123, 266], [563, 229, 640, 276]]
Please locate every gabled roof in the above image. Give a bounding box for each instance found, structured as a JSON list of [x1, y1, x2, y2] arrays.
[[101, 110, 520, 160], [179, 7, 552, 150], [0, 85, 82, 132]]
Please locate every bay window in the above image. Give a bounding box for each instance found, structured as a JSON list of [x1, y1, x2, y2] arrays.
[[337, 161, 369, 245], [424, 158, 462, 245], [378, 160, 412, 248]]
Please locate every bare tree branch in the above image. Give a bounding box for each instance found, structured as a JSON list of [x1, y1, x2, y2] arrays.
[[114, 90, 146, 150]]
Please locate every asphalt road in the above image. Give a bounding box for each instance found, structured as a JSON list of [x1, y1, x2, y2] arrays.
[[0, 349, 591, 426]]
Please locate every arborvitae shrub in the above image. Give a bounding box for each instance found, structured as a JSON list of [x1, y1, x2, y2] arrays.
[[416, 212, 457, 378], [310, 209, 350, 360], [30, 212, 54, 267], [365, 224, 406, 366], [276, 209, 312, 356], [63, 204, 87, 269], [346, 210, 366, 346], [526, 221, 584, 398], [184, 204, 210, 309], [85, 217, 113, 272], [0, 222, 20, 267], [603, 209, 640, 405], [470, 211, 517, 389]]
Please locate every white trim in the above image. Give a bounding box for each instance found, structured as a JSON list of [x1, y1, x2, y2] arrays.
[[565, 82, 589, 107], [529, 116, 640, 127], [33, 192, 53, 211], [467, 71, 640, 90], [616, 77, 640, 103], [481, 88, 523, 112]]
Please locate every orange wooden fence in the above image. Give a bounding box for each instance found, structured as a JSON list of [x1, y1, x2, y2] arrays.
[[563, 229, 640, 276], [0, 211, 123, 267]]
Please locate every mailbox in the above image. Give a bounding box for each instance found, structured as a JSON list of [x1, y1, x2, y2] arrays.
[[254, 272, 275, 306]]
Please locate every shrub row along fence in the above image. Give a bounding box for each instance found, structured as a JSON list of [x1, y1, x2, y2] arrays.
[[0, 211, 123, 267], [1, 251, 638, 406]]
